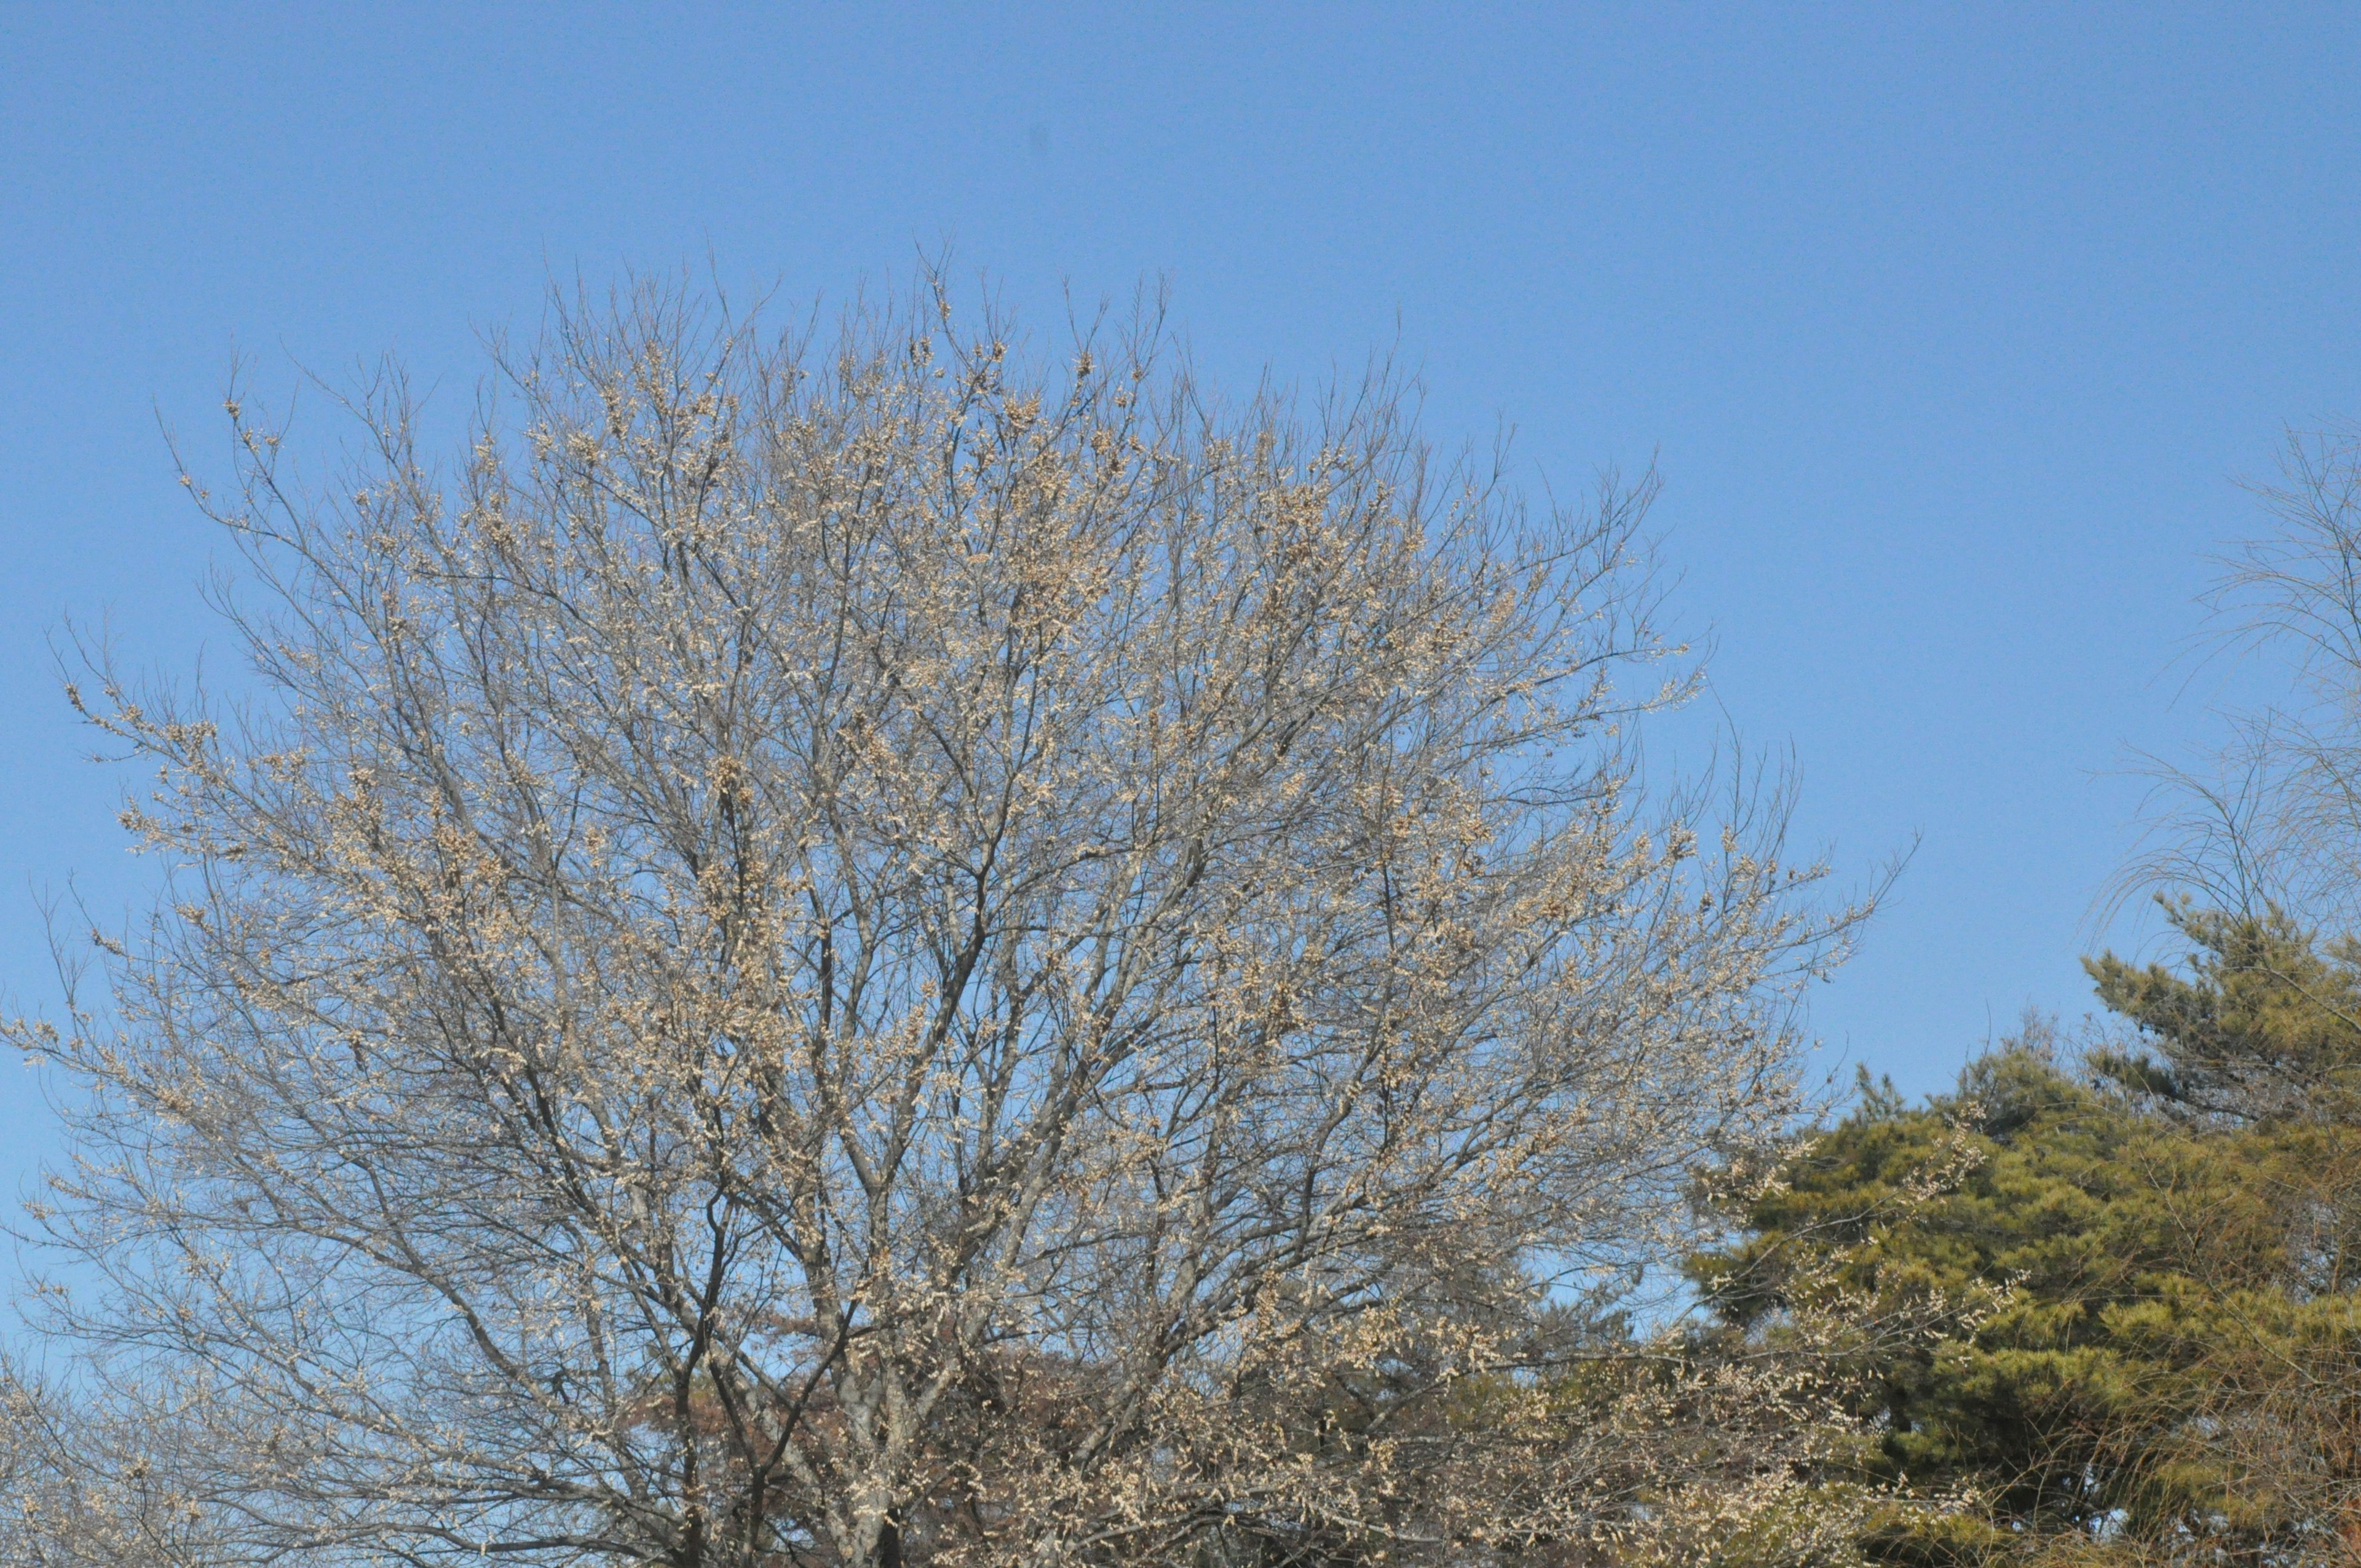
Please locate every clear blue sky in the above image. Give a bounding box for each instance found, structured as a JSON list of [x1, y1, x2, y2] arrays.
[[3, 4, 2357, 1190]]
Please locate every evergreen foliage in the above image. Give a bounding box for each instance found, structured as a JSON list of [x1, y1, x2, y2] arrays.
[[1696, 913, 2361, 1566], [2086, 905, 2361, 1125]]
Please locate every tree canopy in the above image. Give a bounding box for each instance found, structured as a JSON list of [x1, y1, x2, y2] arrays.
[[1697, 915, 2361, 1566], [14, 275, 2361, 1568], [0, 277, 1861, 1568]]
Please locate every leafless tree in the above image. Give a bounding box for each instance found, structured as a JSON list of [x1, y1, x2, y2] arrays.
[[2115, 428, 2361, 930], [6, 274, 1864, 1566]]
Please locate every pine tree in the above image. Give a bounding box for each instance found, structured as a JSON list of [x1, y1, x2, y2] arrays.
[[2086, 904, 2361, 1125], [1696, 971, 2361, 1566]]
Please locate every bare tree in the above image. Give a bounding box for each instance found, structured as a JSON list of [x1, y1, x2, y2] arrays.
[[0, 1355, 260, 1568], [7, 275, 1862, 1566], [2116, 428, 2361, 928]]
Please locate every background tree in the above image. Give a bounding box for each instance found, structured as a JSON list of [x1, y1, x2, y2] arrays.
[[2117, 427, 2361, 932], [1699, 973, 2361, 1567], [1690, 428, 2361, 1568], [2, 275, 1862, 1567], [2086, 903, 2361, 1126]]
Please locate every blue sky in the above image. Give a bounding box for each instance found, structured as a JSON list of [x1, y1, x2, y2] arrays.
[[2, 3, 2357, 1192]]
